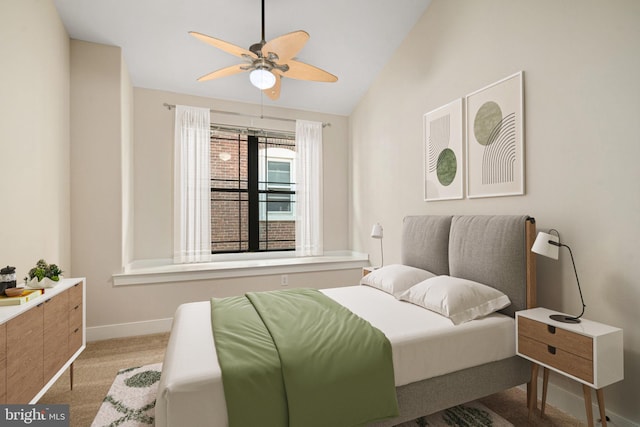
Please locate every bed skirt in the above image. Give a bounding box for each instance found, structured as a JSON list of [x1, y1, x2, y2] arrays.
[[369, 356, 530, 426]]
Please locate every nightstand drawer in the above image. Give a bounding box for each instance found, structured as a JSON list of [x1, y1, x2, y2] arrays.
[[519, 335, 594, 383], [518, 316, 592, 360]]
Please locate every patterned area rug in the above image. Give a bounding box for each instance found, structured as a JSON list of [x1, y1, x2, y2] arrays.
[[395, 400, 513, 427], [92, 363, 512, 427], [91, 363, 162, 427]]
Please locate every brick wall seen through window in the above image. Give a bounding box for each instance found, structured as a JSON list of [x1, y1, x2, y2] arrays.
[[210, 128, 296, 253]]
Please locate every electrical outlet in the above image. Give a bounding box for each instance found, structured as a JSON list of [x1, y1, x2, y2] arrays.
[[281, 275, 289, 286]]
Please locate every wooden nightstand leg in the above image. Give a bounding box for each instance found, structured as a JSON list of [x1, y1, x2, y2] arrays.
[[541, 367, 549, 417], [70, 362, 74, 390], [582, 384, 594, 427], [596, 388, 607, 427], [528, 363, 539, 419]]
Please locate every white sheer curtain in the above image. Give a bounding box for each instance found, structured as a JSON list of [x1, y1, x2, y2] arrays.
[[173, 105, 211, 263], [295, 120, 323, 256]]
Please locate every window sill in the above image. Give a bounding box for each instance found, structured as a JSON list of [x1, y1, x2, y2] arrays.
[[112, 251, 369, 286]]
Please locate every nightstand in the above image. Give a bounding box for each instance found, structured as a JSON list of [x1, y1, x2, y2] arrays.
[[516, 307, 623, 427], [362, 266, 376, 277]]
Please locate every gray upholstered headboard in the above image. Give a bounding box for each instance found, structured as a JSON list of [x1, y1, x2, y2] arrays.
[[401, 215, 534, 317]]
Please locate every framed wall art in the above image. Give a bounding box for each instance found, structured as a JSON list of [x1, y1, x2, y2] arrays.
[[423, 98, 464, 201], [466, 72, 524, 198]]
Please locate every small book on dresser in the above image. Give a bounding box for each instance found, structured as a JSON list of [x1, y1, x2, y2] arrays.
[[0, 289, 43, 306]]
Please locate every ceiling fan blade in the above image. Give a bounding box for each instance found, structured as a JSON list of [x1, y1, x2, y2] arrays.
[[263, 73, 281, 100], [189, 31, 256, 59], [262, 30, 309, 62], [197, 64, 247, 82], [282, 59, 338, 82]]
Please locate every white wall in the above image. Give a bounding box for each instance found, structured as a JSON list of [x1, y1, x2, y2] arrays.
[[350, 0, 639, 424], [0, 0, 70, 280]]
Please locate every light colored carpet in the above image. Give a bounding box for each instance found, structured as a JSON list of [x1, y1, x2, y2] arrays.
[[39, 332, 584, 427]]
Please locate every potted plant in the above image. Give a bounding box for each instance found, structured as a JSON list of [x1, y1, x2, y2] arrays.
[[26, 259, 63, 288]]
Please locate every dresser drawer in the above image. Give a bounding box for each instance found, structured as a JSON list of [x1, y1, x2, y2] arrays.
[[69, 323, 82, 356], [68, 282, 83, 308], [69, 301, 83, 353], [44, 293, 70, 383], [518, 316, 592, 360], [69, 302, 82, 329], [519, 335, 593, 383], [6, 304, 44, 403]]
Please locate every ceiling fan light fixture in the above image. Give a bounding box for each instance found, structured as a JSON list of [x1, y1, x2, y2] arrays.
[[249, 68, 276, 90]]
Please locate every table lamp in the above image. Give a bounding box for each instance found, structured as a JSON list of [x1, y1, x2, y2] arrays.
[[371, 223, 384, 268], [531, 230, 586, 323]]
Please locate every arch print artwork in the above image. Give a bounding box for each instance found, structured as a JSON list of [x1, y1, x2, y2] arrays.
[[423, 98, 464, 201], [465, 72, 524, 198]]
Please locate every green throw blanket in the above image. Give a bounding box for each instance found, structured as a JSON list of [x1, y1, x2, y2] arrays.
[[211, 288, 399, 427]]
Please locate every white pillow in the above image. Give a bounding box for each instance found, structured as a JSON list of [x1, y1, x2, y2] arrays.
[[399, 275, 511, 325], [360, 264, 436, 298]]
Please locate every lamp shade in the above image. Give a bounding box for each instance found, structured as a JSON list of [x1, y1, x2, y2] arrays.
[[249, 69, 276, 89], [371, 223, 383, 239], [531, 231, 560, 260]]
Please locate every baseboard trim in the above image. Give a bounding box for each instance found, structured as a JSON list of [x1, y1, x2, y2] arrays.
[[87, 317, 173, 342], [520, 378, 636, 427]]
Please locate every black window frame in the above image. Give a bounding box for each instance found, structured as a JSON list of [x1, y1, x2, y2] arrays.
[[210, 129, 296, 254]]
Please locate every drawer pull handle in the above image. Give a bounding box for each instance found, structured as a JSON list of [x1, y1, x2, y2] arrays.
[[74, 305, 79, 310], [74, 328, 79, 333], [547, 345, 557, 355], [547, 325, 556, 334]]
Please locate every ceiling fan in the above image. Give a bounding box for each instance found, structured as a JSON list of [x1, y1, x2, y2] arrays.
[[189, 0, 338, 100]]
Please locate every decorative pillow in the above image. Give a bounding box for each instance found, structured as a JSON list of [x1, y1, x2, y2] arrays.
[[399, 275, 511, 325], [360, 264, 436, 298]]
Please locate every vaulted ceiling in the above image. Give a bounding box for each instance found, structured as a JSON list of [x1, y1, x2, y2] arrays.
[[54, 0, 431, 115]]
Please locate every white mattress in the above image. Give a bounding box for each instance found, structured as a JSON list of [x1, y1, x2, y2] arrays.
[[155, 286, 516, 427]]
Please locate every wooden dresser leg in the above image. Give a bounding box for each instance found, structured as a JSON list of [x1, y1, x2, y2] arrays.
[[70, 362, 74, 391], [596, 388, 607, 427], [528, 363, 539, 419], [541, 367, 549, 417], [582, 384, 594, 427]]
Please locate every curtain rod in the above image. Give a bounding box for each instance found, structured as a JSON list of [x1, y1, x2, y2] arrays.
[[163, 103, 330, 128]]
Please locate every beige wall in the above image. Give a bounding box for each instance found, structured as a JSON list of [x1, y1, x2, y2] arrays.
[[70, 40, 126, 327], [0, 0, 70, 279], [350, 0, 639, 424]]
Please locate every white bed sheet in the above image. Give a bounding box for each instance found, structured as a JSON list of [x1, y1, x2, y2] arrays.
[[155, 286, 515, 427]]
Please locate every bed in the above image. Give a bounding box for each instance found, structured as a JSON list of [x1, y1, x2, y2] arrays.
[[156, 215, 537, 427]]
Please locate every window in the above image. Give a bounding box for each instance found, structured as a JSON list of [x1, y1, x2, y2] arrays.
[[210, 128, 296, 254], [266, 161, 291, 212], [259, 147, 296, 221]]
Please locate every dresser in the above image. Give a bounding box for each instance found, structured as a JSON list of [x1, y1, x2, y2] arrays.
[[516, 307, 623, 427], [0, 278, 86, 404]]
